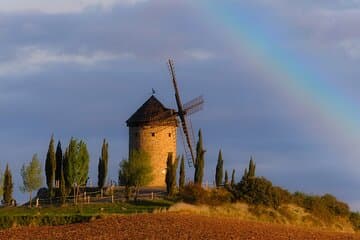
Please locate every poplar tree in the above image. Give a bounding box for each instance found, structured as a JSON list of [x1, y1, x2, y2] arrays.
[[224, 170, 229, 186], [215, 149, 224, 187], [45, 135, 56, 198], [179, 155, 185, 190], [194, 129, 205, 185], [55, 141, 63, 187], [119, 150, 153, 200], [63, 138, 90, 203], [20, 154, 43, 207], [98, 139, 109, 188], [3, 164, 13, 205]]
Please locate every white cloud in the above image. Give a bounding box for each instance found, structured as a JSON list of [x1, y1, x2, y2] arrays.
[[184, 49, 214, 61], [0, 0, 147, 14], [0, 46, 134, 76], [340, 39, 360, 59]]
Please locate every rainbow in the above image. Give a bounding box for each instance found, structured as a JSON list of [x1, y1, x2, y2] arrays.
[[193, 2, 360, 151]]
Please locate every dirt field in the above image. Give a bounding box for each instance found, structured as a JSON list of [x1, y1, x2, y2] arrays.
[[1, 213, 360, 240]]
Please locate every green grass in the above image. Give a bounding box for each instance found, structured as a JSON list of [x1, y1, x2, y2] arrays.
[[0, 199, 173, 229]]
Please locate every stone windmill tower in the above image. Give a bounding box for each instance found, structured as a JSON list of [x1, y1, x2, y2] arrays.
[[126, 95, 178, 186], [126, 59, 204, 187]]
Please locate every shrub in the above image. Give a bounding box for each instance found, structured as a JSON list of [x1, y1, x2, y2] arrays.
[[350, 212, 360, 231], [180, 183, 232, 206], [234, 176, 283, 209], [291, 192, 350, 222]]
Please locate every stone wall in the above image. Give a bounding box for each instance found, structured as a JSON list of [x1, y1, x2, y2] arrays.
[[129, 125, 177, 187]]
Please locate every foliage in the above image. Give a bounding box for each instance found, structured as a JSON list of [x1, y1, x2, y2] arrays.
[[165, 153, 178, 196], [119, 150, 153, 200], [180, 183, 232, 206], [98, 139, 109, 188], [224, 170, 229, 186], [215, 150, 223, 187], [231, 169, 236, 187], [248, 157, 256, 178], [63, 138, 90, 188], [179, 155, 185, 190], [350, 212, 360, 231], [45, 135, 56, 198], [194, 129, 205, 185], [0, 167, 3, 199], [235, 176, 281, 209], [3, 164, 13, 206], [292, 192, 350, 221], [55, 141, 63, 187], [233, 158, 284, 209], [20, 154, 43, 207]]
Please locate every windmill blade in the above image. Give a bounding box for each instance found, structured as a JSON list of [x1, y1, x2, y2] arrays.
[[168, 59, 185, 115], [168, 58, 196, 165], [184, 96, 204, 115], [179, 114, 196, 166]]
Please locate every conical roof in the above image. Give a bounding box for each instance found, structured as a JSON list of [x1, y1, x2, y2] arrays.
[[126, 95, 177, 127]]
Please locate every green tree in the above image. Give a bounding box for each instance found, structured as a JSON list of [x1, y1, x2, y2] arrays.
[[224, 170, 229, 186], [194, 129, 205, 185], [119, 150, 153, 200], [248, 157, 256, 178], [20, 154, 43, 207], [0, 166, 4, 199], [215, 149, 223, 187], [231, 169, 236, 187], [45, 135, 56, 199], [3, 164, 13, 206], [55, 141, 63, 187], [179, 155, 185, 190], [165, 153, 179, 196], [98, 139, 109, 188], [63, 138, 90, 203]]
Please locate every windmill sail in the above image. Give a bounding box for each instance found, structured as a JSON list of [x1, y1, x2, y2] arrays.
[[168, 59, 197, 166]]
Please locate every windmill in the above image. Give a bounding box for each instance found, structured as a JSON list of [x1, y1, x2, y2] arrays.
[[167, 59, 204, 167]]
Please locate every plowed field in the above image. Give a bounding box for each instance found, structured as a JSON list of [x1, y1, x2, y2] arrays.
[[0, 213, 359, 240]]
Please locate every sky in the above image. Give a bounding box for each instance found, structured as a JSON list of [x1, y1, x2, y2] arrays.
[[1, 0, 360, 209]]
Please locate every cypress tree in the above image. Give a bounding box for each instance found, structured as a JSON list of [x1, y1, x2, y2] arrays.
[[194, 129, 205, 185], [231, 169, 236, 187], [165, 153, 172, 195], [98, 139, 109, 188], [45, 135, 56, 198], [179, 155, 185, 190], [224, 170, 229, 186], [55, 141, 62, 187], [165, 153, 179, 196], [215, 149, 224, 187], [3, 164, 13, 205], [248, 156, 256, 178]]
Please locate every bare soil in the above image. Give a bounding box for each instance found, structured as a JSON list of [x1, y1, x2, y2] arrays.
[[0, 213, 360, 240]]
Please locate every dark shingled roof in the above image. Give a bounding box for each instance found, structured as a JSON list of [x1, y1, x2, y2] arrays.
[[126, 95, 177, 127]]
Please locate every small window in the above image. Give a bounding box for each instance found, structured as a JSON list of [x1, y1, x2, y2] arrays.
[[135, 132, 139, 137], [168, 133, 171, 137], [151, 132, 155, 137]]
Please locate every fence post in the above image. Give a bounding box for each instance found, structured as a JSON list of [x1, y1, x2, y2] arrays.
[[151, 192, 154, 200], [101, 189, 103, 199], [36, 198, 39, 208]]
